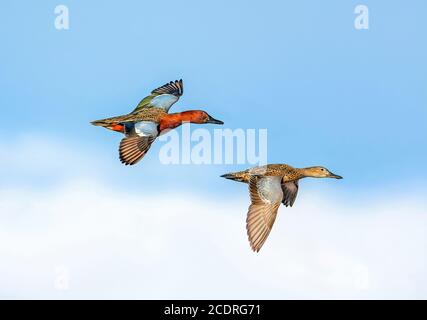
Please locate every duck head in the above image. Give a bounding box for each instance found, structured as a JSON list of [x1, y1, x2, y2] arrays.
[[186, 110, 224, 125], [302, 166, 343, 179], [159, 110, 224, 132]]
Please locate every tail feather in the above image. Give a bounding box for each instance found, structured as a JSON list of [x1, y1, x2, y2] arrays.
[[91, 119, 109, 127], [91, 115, 121, 126], [91, 118, 125, 133], [221, 171, 250, 183]]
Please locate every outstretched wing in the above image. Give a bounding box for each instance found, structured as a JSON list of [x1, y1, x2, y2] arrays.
[[246, 176, 283, 252], [132, 79, 183, 113], [118, 121, 159, 166], [281, 180, 299, 207], [119, 135, 156, 166]]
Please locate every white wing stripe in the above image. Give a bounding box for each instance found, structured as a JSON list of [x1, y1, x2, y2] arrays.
[[134, 121, 159, 137]]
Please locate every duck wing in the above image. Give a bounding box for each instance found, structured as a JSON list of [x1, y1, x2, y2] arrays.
[[246, 175, 283, 252], [118, 121, 159, 166], [119, 135, 156, 166], [132, 79, 183, 113], [281, 180, 299, 207]]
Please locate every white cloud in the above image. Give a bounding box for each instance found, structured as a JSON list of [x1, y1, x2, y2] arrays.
[[0, 135, 426, 299], [0, 178, 426, 299]]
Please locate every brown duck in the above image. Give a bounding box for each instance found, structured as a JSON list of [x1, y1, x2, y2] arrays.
[[221, 164, 342, 252], [91, 80, 223, 165]]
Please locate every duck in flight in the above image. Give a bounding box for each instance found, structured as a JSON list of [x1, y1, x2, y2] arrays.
[[221, 164, 342, 252], [91, 80, 223, 165]]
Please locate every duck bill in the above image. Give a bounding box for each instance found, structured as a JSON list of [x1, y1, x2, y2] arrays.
[[206, 115, 224, 125], [329, 172, 343, 179]]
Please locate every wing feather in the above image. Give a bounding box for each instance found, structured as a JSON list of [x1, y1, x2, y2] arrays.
[[132, 79, 183, 112], [281, 180, 299, 207], [246, 176, 283, 252], [119, 136, 155, 166], [151, 79, 183, 96]]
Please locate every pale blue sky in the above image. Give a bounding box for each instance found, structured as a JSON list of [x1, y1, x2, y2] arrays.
[[1, 0, 426, 196]]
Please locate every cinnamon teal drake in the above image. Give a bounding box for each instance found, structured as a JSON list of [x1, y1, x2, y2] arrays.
[[221, 164, 342, 252], [91, 80, 223, 165]]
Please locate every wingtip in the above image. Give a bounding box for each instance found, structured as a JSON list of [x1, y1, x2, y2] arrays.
[[250, 245, 261, 253], [119, 157, 133, 166]]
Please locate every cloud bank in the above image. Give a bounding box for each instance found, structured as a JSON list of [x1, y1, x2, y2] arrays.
[[0, 179, 426, 299], [0, 136, 426, 299]]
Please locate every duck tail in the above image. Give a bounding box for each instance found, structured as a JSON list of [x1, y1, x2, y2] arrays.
[[91, 119, 109, 127], [220, 170, 249, 183], [91, 117, 125, 133]]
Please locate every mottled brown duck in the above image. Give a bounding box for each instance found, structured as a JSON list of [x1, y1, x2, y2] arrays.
[[221, 164, 342, 252]]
